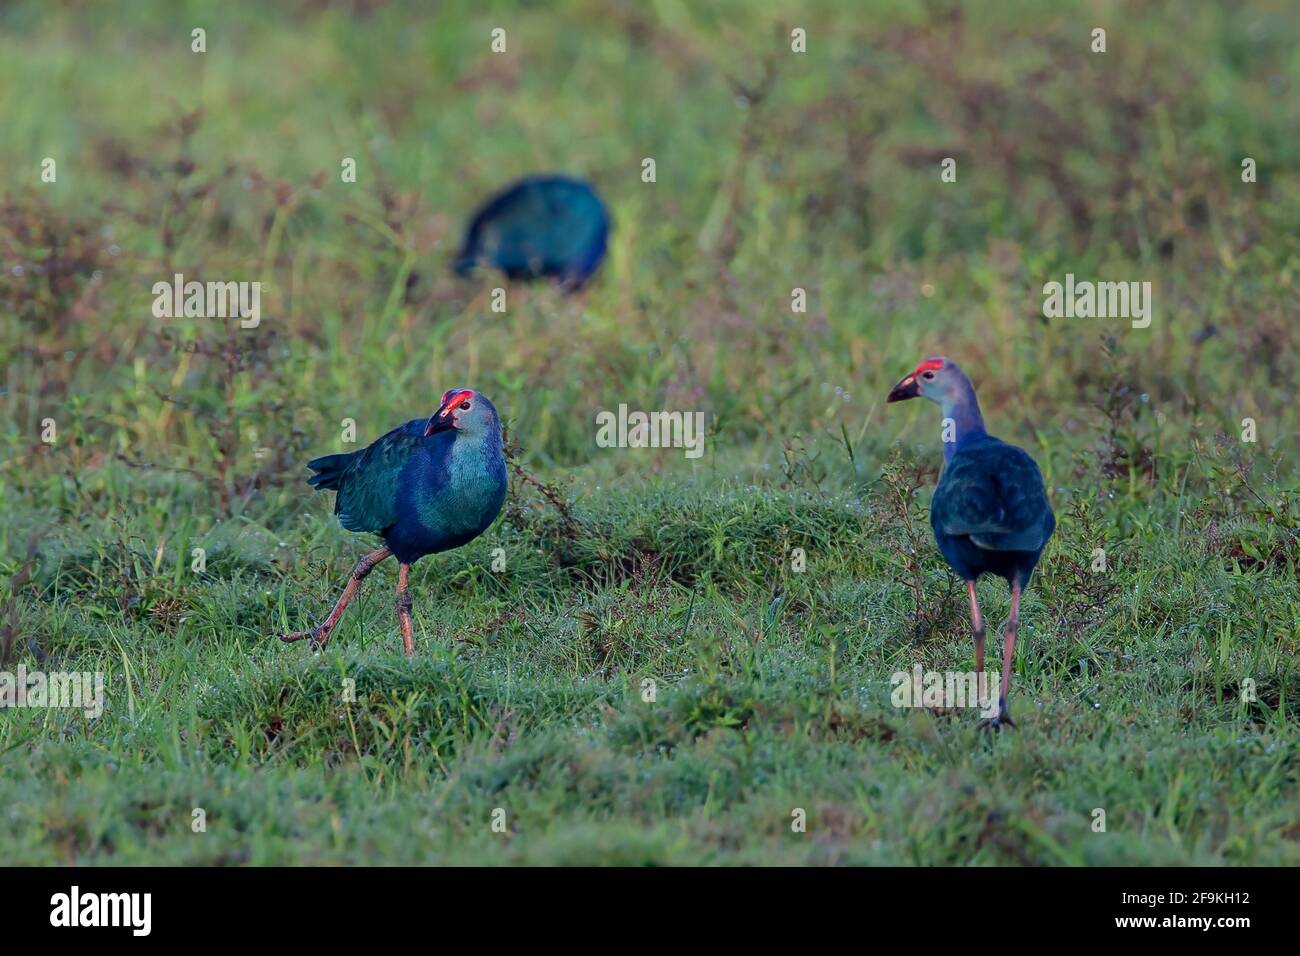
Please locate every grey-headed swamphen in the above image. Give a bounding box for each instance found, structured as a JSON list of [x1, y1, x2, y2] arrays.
[[282, 389, 507, 656], [454, 175, 608, 288], [887, 358, 1055, 728]]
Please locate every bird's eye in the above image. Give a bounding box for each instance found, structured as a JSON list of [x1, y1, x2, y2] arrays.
[[459, 401, 471, 411], [922, 371, 936, 381]]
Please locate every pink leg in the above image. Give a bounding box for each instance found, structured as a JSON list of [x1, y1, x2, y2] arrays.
[[998, 582, 1022, 726], [396, 562, 415, 657], [967, 581, 987, 707], [282, 547, 392, 650]]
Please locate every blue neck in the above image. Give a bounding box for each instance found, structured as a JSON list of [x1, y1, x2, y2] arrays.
[[451, 423, 504, 469], [941, 379, 986, 462]]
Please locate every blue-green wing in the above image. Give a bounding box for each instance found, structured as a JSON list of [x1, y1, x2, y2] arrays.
[[932, 440, 1053, 552], [309, 419, 425, 534]]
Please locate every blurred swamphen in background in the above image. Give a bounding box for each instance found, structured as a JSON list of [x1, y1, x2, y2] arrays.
[[887, 358, 1055, 728], [453, 175, 609, 288], [282, 389, 507, 656]]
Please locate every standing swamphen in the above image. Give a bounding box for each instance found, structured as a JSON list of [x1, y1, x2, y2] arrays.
[[453, 175, 609, 288], [887, 358, 1055, 728], [281, 389, 507, 656]]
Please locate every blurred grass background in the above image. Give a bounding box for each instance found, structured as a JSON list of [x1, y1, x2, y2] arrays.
[[1, 0, 1298, 864]]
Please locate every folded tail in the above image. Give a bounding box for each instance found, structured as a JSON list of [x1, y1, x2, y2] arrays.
[[306, 452, 355, 491]]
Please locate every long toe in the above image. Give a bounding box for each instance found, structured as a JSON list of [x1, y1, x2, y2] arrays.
[[282, 625, 330, 649]]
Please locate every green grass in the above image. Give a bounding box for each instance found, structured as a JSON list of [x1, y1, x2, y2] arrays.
[[1, 0, 1298, 864]]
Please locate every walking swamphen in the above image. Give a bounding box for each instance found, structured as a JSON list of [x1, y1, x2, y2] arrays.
[[887, 358, 1055, 728], [281, 389, 507, 656], [453, 175, 609, 288]]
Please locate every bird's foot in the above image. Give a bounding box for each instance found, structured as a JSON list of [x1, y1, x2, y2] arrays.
[[280, 624, 333, 651], [977, 702, 1016, 732]]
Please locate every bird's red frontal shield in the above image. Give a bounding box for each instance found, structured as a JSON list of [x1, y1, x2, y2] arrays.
[[424, 389, 475, 436]]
